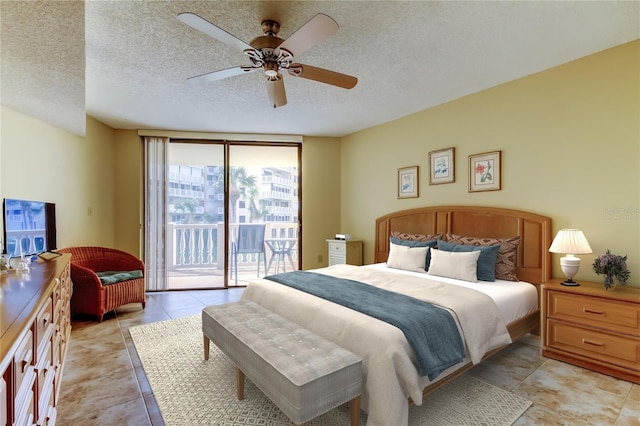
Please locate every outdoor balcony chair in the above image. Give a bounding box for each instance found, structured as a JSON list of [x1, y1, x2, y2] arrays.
[[230, 224, 266, 285]]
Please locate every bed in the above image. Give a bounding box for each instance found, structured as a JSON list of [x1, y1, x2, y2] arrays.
[[241, 205, 552, 426]]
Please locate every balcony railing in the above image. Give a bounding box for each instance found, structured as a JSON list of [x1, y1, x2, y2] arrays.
[[166, 222, 298, 272]]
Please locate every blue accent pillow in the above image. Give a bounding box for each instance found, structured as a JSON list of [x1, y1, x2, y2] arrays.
[[436, 240, 500, 281], [390, 237, 437, 271]]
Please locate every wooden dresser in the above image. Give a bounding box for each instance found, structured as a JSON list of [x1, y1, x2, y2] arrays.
[[541, 278, 640, 384], [0, 254, 72, 425]]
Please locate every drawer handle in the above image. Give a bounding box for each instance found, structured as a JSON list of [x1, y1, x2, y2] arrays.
[[583, 308, 605, 315], [582, 338, 604, 347]]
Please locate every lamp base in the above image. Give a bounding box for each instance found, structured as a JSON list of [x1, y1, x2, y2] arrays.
[[561, 278, 580, 286]]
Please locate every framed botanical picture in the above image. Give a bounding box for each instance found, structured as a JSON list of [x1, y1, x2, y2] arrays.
[[469, 151, 501, 192], [428, 147, 455, 185], [397, 166, 419, 198]]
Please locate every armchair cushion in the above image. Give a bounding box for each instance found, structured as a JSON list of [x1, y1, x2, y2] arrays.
[[97, 270, 143, 285]]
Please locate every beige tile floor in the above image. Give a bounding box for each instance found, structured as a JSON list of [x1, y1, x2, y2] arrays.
[[57, 289, 639, 425]]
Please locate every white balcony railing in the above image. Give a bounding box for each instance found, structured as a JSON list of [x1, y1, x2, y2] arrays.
[[166, 222, 298, 271]]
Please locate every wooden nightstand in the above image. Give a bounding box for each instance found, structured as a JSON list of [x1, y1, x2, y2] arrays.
[[326, 239, 363, 266], [541, 278, 640, 384]]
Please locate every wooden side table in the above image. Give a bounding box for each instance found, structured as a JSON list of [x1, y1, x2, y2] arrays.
[[541, 278, 640, 384]]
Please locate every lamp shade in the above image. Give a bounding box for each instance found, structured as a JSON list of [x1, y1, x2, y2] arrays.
[[549, 229, 592, 254]]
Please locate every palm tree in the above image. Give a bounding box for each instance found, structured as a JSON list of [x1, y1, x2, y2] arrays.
[[213, 166, 258, 223], [173, 198, 200, 224], [246, 186, 269, 222], [18, 200, 44, 230]]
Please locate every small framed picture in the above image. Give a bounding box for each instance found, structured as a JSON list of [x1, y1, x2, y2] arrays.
[[469, 151, 501, 192], [428, 147, 455, 185], [397, 166, 419, 198]]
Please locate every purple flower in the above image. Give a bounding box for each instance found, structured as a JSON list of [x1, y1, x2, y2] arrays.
[[592, 249, 631, 285]]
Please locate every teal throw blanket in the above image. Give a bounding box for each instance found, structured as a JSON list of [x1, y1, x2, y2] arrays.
[[265, 270, 464, 380]]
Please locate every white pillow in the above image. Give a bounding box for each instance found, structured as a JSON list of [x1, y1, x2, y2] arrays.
[[386, 242, 429, 273], [427, 248, 481, 282]]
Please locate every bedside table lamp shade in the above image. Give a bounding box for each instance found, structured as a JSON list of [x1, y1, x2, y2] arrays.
[[549, 229, 592, 286]]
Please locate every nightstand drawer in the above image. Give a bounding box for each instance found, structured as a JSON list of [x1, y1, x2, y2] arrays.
[[328, 242, 346, 254], [547, 291, 640, 335], [547, 319, 640, 371]]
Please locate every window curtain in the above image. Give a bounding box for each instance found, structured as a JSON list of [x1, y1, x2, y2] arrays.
[[143, 136, 169, 291]]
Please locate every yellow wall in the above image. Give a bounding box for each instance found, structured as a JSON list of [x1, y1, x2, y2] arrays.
[[108, 132, 343, 269], [2, 41, 637, 287], [341, 41, 639, 286], [1, 108, 117, 249], [301, 136, 342, 269], [114, 130, 144, 257], [0, 114, 342, 264]]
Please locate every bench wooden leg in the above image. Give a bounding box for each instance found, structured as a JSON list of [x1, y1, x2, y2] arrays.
[[236, 367, 245, 400], [203, 334, 210, 360], [293, 395, 358, 426], [350, 395, 361, 426]]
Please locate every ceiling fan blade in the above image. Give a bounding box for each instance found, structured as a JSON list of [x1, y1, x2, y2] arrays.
[[288, 64, 357, 89], [187, 66, 259, 84], [278, 13, 339, 58], [178, 12, 252, 52], [266, 74, 287, 108]]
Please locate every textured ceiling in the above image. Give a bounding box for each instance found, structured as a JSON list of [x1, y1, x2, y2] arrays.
[[1, 1, 638, 138], [1, 0, 85, 135]]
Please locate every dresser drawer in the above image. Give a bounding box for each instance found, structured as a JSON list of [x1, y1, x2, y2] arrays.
[[52, 279, 62, 324], [14, 381, 35, 426], [14, 329, 34, 393], [547, 291, 640, 335], [328, 242, 346, 254], [37, 366, 56, 426], [547, 319, 640, 372], [14, 354, 36, 426], [35, 296, 54, 350]]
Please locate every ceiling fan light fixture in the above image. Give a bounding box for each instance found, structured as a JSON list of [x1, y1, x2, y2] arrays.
[[179, 12, 357, 107], [263, 60, 278, 77]]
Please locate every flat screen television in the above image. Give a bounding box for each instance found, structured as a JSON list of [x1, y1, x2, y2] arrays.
[[3, 198, 57, 256]]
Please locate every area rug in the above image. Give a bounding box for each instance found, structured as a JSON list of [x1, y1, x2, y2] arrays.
[[130, 314, 532, 426]]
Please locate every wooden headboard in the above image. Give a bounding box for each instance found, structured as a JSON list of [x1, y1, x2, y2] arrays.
[[374, 206, 552, 284]]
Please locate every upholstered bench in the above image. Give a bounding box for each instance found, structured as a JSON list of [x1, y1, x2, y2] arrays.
[[202, 301, 362, 426]]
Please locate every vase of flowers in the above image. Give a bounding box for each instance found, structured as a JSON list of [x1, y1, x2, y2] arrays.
[[592, 250, 630, 290]]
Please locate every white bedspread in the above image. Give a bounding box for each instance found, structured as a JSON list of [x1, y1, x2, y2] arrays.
[[364, 263, 539, 324], [241, 264, 518, 426]]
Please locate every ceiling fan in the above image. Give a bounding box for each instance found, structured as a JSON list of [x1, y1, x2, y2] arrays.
[[177, 12, 358, 108]]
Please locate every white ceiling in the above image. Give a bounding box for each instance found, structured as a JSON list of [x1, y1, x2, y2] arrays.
[[1, 1, 638, 138]]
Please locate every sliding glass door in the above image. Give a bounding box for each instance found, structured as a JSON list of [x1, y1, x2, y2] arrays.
[[158, 140, 300, 290], [228, 145, 300, 286]]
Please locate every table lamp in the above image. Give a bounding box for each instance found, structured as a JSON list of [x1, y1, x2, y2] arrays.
[[549, 229, 592, 286]]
